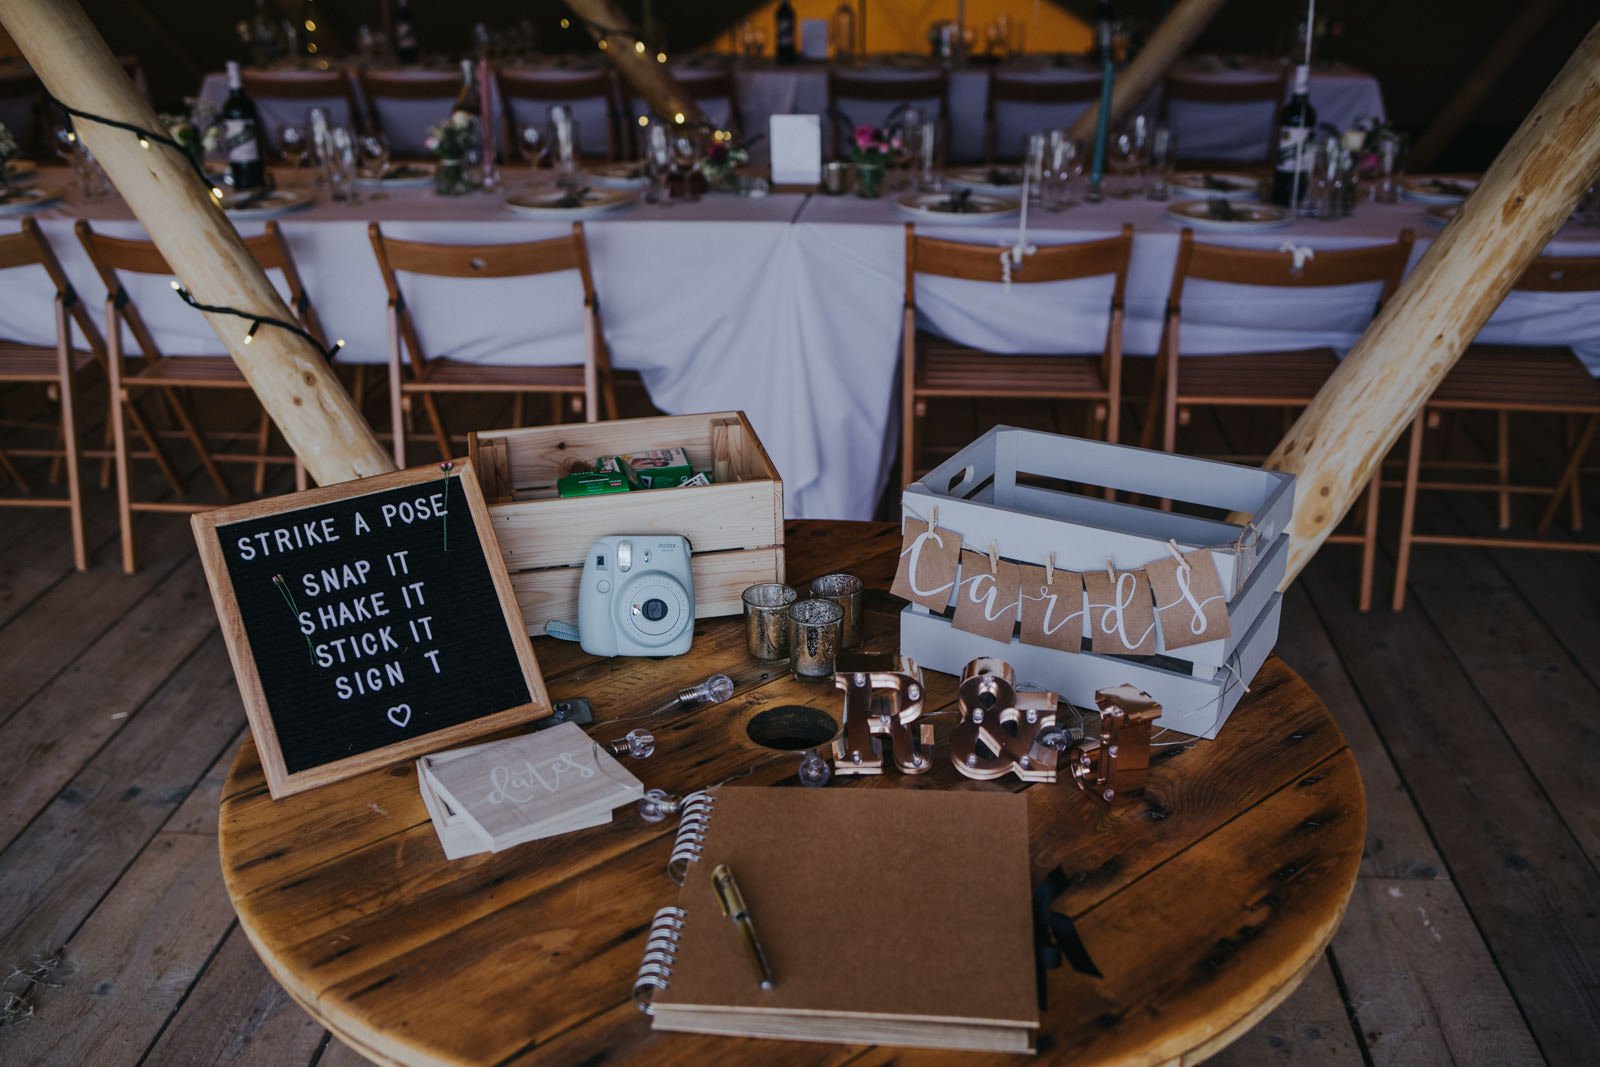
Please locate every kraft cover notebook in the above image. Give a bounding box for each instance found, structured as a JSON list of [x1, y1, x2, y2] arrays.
[[633, 786, 1038, 1053]]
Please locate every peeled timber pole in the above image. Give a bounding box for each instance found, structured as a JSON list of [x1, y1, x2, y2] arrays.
[[1068, 0, 1229, 144], [1266, 20, 1600, 587], [564, 0, 707, 127], [0, 0, 394, 487]]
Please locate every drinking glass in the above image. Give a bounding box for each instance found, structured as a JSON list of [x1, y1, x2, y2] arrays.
[[54, 126, 112, 201], [1109, 115, 1150, 198], [1370, 132, 1406, 204], [645, 123, 673, 205], [325, 126, 359, 203], [550, 105, 581, 190], [1043, 132, 1083, 211], [672, 132, 701, 201], [911, 119, 944, 191], [516, 123, 547, 169], [357, 131, 390, 179], [278, 124, 309, 169], [1146, 125, 1177, 201], [1022, 132, 1047, 205], [307, 107, 332, 190]]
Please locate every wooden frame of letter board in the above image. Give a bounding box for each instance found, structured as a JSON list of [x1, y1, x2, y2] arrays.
[[191, 461, 552, 799]]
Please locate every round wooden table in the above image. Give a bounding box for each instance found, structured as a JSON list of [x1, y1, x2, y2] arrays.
[[219, 520, 1364, 1066]]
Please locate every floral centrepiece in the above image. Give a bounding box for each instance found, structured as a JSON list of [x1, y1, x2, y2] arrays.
[[427, 110, 482, 196], [0, 123, 17, 190], [849, 124, 899, 198], [695, 130, 749, 192]]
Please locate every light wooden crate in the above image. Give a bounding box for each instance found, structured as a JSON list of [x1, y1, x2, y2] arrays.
[[899, 426, 1294, 738], [469, 412, 784, 636]]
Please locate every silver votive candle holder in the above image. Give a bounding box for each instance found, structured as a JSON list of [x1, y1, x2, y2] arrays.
[[787, 598, 844, 681], [742, 583, 797, 661], [822, 161, 855, 195], [808, 572, 864, 649]]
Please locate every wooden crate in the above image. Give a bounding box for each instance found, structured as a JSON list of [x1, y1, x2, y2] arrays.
[[469, 412, 784, 636], [899, 426, 1294, 738]]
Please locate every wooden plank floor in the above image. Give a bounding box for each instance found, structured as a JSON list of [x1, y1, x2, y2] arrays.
[[0, 385, 1595, 1065]]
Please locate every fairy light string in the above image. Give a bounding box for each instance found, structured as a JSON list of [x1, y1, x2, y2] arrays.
[[45, 94, 345, 363]]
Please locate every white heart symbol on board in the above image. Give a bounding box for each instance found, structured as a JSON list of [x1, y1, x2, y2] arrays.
[[387, 704, 412, 728]]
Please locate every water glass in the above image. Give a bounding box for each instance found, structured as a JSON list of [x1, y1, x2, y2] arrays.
[[742, 583, 797, 661], [357, 132, 390, 179], [516, 123, 547, 169], [1146, 125, 1177, 201], [1110, 115, 1149, 197], [1022, 132, 1047, 205], [550, 105, 580, 190], [278, 124, 309, 169], [1370, 132, 1406, 205], [910, 119, 943, 192], [324, 126, 358, 203], [645, 123, 673, 205], [1043, 132, 1083, 211]]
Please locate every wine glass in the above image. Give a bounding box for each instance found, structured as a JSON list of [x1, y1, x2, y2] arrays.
[[516, 124, 547, 170], [1146, 125, 1176, 201], [1110, 115, 1150, 197], [357, 132, 390, 179], [672, 131, 700, 201], [1043, 132, 1083, 211], [550, 105, 581, 190], [1022, 132, 1047, 205], [278, 124, 309, 170], [325, 126, 359, 203]]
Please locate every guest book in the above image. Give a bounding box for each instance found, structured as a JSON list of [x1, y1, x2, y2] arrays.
[[632, 786, 1038, 1052]]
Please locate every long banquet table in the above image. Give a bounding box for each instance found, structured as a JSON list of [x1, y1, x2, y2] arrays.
[[7, 168, 1599, 521]]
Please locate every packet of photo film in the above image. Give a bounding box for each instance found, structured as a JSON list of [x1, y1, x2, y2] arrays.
[[597, 447, 697, 489]]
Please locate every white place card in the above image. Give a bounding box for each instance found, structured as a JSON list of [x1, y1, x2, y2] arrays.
[[770, 114, 823, 187], [801, 19, 829, 60]]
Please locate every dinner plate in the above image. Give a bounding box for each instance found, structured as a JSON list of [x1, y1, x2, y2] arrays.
[[1171, 171, 1260, 201], [1422, 204, 1457, 227], [896, 191, 1020, 223], [583, 161, 650, 189], [946, 166, 1027, 194], [221, 189, 314, 219], [0, 186, 61, 215], [356, 162, 436, 189], [502, 187, 635, 218], [1166, 199, 1291, 232], [1401, 176, 1478, 205]]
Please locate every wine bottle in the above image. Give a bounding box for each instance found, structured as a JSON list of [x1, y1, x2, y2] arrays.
[[775, 0, 797, 65], [222, 60, 265, 191], [454, 58, 481, 117], [395, 0, 420, 65], [1271, 64, 1317, 208], [832, 1, 856, 61]]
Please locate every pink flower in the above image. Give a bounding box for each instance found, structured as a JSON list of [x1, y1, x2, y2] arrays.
[[853, 125, 875, 150]]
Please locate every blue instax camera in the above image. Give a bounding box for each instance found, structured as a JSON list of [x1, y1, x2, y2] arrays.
[[577, 535, 695, 657]]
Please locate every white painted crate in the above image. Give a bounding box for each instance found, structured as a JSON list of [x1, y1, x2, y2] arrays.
[[899, 427, 1295, 738]]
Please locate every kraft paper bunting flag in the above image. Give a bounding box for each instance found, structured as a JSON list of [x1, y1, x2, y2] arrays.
[[891, 517, 963, 612]]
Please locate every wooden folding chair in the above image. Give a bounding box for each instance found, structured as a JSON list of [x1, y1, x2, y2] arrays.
[[1162, 68, 1288, 170], [496, 67, 621, 161], [1145, 228, 1414, 610], [368, 221, 619, 468], [985, 72, 1100, 163], [77, 219, 328, 573], [242, 68, 363, 151], [902, 223, 1134, 487], [827, 69, 949, 159], [0, 218, 105, 570], [1391, 254, 1600, 609]]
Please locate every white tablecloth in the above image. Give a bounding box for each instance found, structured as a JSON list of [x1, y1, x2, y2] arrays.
[[6, 167, 1598, 523]]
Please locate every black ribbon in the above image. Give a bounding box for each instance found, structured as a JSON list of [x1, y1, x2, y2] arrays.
[[1032, 866, 1101, 1010]]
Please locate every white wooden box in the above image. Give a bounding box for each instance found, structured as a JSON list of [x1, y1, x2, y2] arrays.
[[899, 427, 1294, 737]]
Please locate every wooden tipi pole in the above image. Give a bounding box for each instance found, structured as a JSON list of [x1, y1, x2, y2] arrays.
[[1267, 20, 1600, 587], [0, 0, 394, 487], [563, 0, 707, 127], [1068, 0, 1229, 144]]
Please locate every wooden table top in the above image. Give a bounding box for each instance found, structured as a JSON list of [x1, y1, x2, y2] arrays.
[[219, 519, 1365, 1066]]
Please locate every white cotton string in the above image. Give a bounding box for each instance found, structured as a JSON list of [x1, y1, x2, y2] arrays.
[[1148, 653, 1251, 745], [1278, 241, 1316, 273]]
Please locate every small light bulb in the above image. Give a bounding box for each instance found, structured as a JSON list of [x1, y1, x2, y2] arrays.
[[243, 321, 259, 344], [799, 750, 832, 788], [637, 788, 681, 823], [211, 187, 224, 200], [168, 280, 181, 291], [559, 17, 570, 29], [137, 136, 149, 149], [637, 115, 649, 127], [307, 42, 318, 54], [65, 131, 76, 143], [304, 18, 316, 31], [633, 40, 645, 54], [597, 39, 608, 50], [673, 112, 685, 125], [609, 729, 656, 759], [657, 52, 668, 63]]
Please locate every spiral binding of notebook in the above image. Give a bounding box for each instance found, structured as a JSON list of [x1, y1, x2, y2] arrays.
[[632, 905, 688, 1014], [666, 790, 716, 885]]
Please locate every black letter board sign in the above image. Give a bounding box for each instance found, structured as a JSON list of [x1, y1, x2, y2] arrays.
[[192, 461, 551, 798]]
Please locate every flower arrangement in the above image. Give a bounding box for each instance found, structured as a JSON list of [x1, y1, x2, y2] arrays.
[[160, 98, 220, 163], [849, 124, 900, 168], [425, 110, 481, 161], [695, 129, 751, 191]]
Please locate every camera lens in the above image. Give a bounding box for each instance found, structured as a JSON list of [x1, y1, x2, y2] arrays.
[[641, 597, 669, 622]]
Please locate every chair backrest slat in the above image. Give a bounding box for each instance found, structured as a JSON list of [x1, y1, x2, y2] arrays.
[[907, 223, 1134, 307], [1514, 255, 1600, 293], [1177, 229, 1414, 298]]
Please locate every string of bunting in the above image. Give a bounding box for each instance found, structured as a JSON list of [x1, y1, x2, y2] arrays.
[[45, 94, 345, 363], [890, 506, 1238, 658]]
